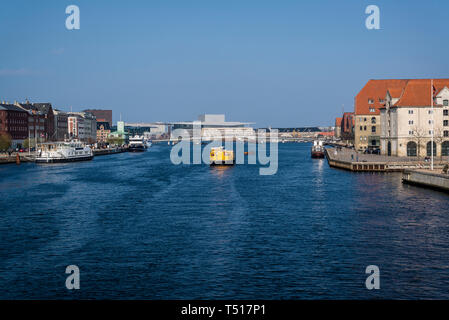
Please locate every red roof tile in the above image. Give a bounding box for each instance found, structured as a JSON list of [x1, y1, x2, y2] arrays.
[[355, 79, 408, 115], [394, 79, 449, 107]]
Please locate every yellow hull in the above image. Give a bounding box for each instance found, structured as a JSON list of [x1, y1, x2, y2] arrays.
[[210, 148, 235, 165]]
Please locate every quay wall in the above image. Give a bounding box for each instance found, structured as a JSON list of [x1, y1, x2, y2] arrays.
[[402, 170, 449, 192]]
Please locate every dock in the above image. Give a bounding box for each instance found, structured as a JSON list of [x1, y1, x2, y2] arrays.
[[402, 169, 449, 193], [326, 147, 449, 172], [93, 147, 127, 156], [0, 154, 35, 165]]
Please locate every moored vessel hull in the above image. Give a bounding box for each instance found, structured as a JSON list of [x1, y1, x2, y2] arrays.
[[36, 155, 94, 163], [128, 146, 146, 152], [311, 151, 325, 159]]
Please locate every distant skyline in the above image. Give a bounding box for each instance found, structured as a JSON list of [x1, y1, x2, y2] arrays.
[[1, 0, 449, 127]]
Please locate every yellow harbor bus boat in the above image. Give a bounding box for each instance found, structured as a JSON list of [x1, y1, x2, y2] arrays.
[[210, 147, 235, 165]]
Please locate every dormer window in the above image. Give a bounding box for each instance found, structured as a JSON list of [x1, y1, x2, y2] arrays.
[[379, 99, 385, 103], [368, 99, 374, 104], [369, 108, 375, 113]]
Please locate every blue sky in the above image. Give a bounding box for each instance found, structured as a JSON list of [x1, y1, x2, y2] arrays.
[[1, 0, 448, 127]]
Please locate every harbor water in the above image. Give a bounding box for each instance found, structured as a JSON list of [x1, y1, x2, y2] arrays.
[[0, 143, 448, 299]]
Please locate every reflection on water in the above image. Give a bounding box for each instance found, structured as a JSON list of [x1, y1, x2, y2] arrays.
[[0, 143, 448, 299]]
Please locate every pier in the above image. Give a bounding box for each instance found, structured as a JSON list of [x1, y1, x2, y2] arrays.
[[326, 147, 449, 172], [402, 170, 449, 193]]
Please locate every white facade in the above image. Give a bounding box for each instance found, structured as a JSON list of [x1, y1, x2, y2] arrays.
[[67, 112, 97, 142], [381, 87, 449, 157]]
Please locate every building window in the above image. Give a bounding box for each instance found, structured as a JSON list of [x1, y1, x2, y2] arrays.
[[429, 120, 433, 125], [444, 131, 449, 137], [444, 100, 449, 106], [409, 131, 414, 135], [427, 141, 437, 156], [407, 141, 417, 157], [444, 120, 449, 126], [428, 110, 433, 114], [408, 109, 414, 114], [371, 126, 376, 133], [444, 110, 449, 116], [409, 120, 414, 125], [371, 117, 376, 124], [442, 141, 449, 156], [364, 126, 367, 131]]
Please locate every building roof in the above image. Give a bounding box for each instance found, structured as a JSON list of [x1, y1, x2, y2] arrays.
[[0, 104, 28, 112], [394, 79, 449, 107], [15, 101, 53, 115], [356, 79, 449, 113], [355, 79, 409, 115], [335, 117, 342, 126], [33, 103, 52, 114]]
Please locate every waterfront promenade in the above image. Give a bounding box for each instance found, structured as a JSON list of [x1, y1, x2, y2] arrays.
[[326, 147, 449, 172]]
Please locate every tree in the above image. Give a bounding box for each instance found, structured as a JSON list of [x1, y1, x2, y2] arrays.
[[434, 127, 444, 160], [0, 133, 12, 152], [412, 126, 426, 157], [107, 136, 124, 146], [23, 139, 36, 150]]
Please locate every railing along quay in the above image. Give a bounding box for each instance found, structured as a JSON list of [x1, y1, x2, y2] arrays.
[[325, 147, 449, 172]]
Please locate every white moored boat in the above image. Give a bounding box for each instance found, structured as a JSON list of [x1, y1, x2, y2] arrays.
[[36, 140, 93, 163], [128, 135, 146, 152]]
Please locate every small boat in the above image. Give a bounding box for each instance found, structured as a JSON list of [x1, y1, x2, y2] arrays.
[[144, 139, 152, 148], [36, 140, 93, 163], [210, 147, 234, 165], [311, 140, 325, 158], [128, 135, 146, 152]]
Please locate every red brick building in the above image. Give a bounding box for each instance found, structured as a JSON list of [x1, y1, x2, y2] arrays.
[[16, 101, 55, 141], [341, 112, 354, 142], [83, 109, 112, 127], [0, 103, 29, 147]]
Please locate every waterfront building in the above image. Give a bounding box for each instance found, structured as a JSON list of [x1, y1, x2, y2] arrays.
[[67, 112, 97, 143], [340, 112, 354, 144], [380, 79, 449, 157], [83, 109, 112, 127], [170, 114, 255, 141], [124, 122, 168, 139], [96, 121, 111, 143], [15, 100, 55, 141], [354, 80, 408, 152], [109, 121, 127, 142], [0, 103, 29, 148], [334, 117, 342, 139], [53, 109, 69, 141]]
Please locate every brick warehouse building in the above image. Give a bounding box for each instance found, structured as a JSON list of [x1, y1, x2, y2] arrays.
[[83, 109, 112, 127], [16, 101, 55, 141], [0, 103, 29, 148]]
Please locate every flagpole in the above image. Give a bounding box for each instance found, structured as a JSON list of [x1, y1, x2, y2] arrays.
[[431, 79, 434, 170]]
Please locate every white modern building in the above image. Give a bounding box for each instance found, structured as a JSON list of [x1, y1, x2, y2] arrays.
[[170, 114, 255, 141]]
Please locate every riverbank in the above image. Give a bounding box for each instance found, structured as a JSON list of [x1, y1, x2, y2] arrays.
[[0, 147, 128, 164]]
